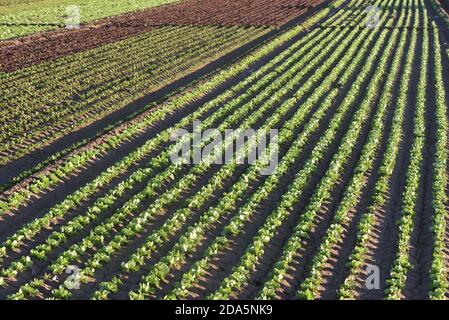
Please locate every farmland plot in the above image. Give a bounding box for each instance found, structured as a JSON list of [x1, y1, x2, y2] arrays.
[[0, 0, 182, 40], [0, 25, 269, 166], [0, 0, 448, 301]]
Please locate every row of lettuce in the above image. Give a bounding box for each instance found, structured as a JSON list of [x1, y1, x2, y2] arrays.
[[0, 0, 348, 299], [1, 0, 448, 300], [0, 25, 267, 166]]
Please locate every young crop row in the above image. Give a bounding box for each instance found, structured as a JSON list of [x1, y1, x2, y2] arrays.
[[0, 26, 192, 104], [1, 26, 228, 127], [1, 45, 299, 262], [0, 26, 268, 165], [90, 0, 384, 297], [0, 26, 325, 218], [2, 0, 446, 300], [0, 0, 384, 300], [56, 56, 330, 299], [298, 0, 410, 299], [0, 15, 330, 246], [164, 1, 392, 301], [0, 0, 326, 72], [0, 0, 345, 201], [383, 3, 428, 299], [429, 21, 449, 300], [2, 29, 260, 146], [0, 1, 348, 298], [121, 2, 383, 300], [0, 0, 342, 241], [332, 0, 449, 300], [338, 0, 419, 299], [0, 0, 180, 40], [1, 0, 344, 224], [248, 0, 402, 300], [0, 25, 183, 85]]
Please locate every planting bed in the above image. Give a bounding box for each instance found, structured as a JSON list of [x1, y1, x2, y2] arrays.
[[0, 0, 448, 301], [0, 0, 325, 72]]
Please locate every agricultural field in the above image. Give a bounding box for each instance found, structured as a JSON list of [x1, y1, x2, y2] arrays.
[[0, 0, 448, 303], [0, 0, 182, 40]]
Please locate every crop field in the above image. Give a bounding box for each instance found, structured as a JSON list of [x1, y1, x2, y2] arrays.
[[0, 0, 182, 40], [0, 0, 448, 302]]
